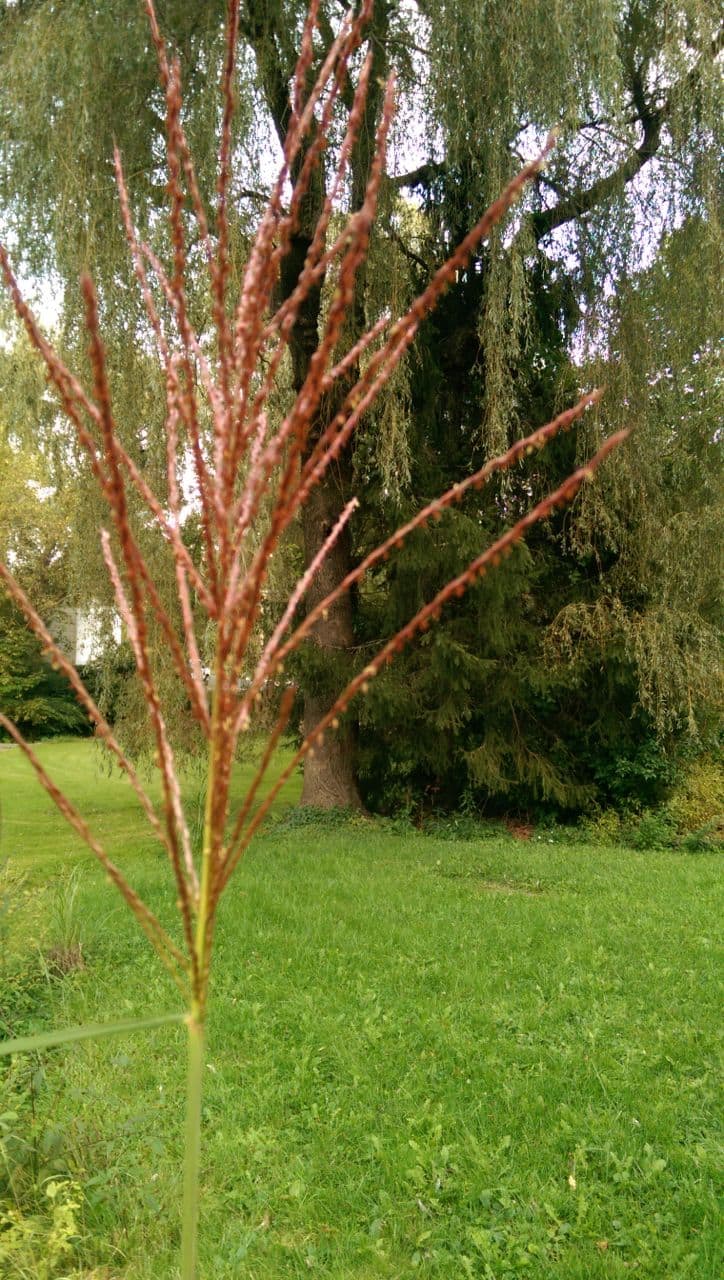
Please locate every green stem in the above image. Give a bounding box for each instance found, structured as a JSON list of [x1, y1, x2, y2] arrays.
[[181, 1009, 205, 1280], [181, 666, 222, 1277]]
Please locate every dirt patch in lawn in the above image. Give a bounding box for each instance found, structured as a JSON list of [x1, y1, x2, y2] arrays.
[[473, 878, 544, 895], [434, 865, 546, 895]]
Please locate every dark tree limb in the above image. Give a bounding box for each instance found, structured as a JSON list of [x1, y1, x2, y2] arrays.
[[390, 159, 446, 190], [533, 27, 723, 240], [388, 28, 720, 244], [386, 227, 429, 274]]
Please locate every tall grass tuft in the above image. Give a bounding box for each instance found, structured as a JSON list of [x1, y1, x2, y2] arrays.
[[0, 1, 627, 1273]]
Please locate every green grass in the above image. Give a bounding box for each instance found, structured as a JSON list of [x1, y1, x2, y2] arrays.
[[1, 740, 722, 1278]]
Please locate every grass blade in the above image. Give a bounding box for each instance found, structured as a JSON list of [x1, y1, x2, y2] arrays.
[[0, 1010, 186, 1056]]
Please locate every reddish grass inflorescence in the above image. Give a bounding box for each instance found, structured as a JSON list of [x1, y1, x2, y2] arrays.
[[0, 0, 627, 1018]]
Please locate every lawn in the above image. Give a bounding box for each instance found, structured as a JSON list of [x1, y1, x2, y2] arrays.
[[1, 740, 722, 1278]]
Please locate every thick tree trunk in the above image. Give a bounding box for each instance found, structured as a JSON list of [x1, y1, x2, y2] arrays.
[[298, 466, 362, 808], [295, 6, 388, 808], [246, 0, 387, 808], [282, 215, 363, 809]]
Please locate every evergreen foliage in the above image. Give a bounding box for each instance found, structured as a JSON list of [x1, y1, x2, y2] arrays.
[[357, 218, 722, 815], [0, 596, 88, 738]]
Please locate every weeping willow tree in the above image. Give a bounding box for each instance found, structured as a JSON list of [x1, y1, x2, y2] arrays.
[[0, 0, 721, 807], [542, 216, 723, 807]]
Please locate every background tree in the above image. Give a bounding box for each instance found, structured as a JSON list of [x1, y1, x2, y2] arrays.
[[0, 330, 89, 737], [0, 0, 720, 808], [356, 220, 723, 814]]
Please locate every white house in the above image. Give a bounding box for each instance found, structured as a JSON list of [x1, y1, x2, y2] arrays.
[[51, 605, 122, 666]]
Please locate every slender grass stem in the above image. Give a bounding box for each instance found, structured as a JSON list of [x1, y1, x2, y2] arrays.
[[180, 670, 221, 1277], [181, 1009, 205, 1280]]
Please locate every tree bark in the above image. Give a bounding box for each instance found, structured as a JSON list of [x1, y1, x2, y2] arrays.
[[298, 466, 362, 807], [245, 0, 387, 808], [294, 1, 388, 808], [284, 239, 363, 806], [281, 196, 363, 809]]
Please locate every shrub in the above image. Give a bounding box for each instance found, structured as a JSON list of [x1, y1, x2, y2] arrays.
[[667, 755, 724, 835], [591, 730, 679, 811], [0, 1179, 82, 1280], [579, 808, 625, 846], [627, 808, 677, 851], [680, 819, 723, 853], [0, 598, 90, 741]]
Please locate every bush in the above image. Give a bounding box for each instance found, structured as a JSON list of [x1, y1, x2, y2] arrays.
[[667, 756, 724, 834], [0, 1178, 83, 1279], [627, 808, 677, 850], [680, 820, 723, 853], [591, 731, 679, 811], [579, 808, 625, 846], [0, 598, 90, 740]]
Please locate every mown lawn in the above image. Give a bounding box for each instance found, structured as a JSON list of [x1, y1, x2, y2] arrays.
[[1, 740, 722, 1278]]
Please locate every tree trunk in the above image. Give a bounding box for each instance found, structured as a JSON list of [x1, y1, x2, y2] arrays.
[[247, 0, 387, 808], [282, 212, 363, 809], [298, 465, 362, 808], [295, 5, 388, 807]]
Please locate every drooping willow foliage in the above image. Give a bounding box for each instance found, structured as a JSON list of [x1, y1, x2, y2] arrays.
[[557, 218, 723, 750], [2, 0, 719, 438]]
